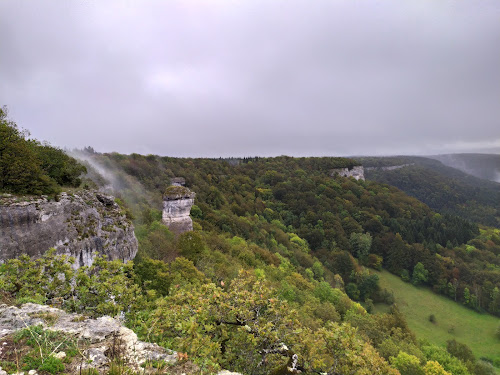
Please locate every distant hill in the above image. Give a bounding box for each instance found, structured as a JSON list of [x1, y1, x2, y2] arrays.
[[357, 155, 500, 228], [430, 153, 500, 183]]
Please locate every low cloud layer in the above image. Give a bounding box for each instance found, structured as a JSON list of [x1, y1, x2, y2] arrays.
[[1, 1, 499, 157]]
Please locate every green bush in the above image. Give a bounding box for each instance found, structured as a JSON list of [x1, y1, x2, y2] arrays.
[[0, 250, 143, 318], [24, 355, 64, 374]]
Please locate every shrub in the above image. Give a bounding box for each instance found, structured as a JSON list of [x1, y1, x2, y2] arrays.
[[401, 269, 411, 282], [446, 339, 475, 364], [390, 351, 425, 375], [0, 250, 143, 318]]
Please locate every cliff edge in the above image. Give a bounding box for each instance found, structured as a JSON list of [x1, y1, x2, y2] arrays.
[[0, 190, 138, 267]]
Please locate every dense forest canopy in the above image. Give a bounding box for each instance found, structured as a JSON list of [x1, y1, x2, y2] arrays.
[[81, 152, 500, 318], [1, 112, 499, 374], [359, 156, 500, 228], [77, 150, 500, 373]]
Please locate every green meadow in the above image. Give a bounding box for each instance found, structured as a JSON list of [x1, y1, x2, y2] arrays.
[[374, 270, 500, 370]]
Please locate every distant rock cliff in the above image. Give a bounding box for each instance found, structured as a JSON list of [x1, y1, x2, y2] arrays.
[[331, 165, 365, 180], [0, 191, 138, 267], [162, 185, 195, 234]]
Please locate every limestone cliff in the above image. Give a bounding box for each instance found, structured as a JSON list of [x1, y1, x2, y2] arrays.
[[0, 191, 138, 267], [331, 165, 365, 180], [162, 185, 195, 234]]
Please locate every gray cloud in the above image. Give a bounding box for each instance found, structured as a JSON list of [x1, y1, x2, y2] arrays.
[[1, 0, 499, 157]]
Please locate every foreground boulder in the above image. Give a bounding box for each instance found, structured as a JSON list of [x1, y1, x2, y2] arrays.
[[0, 303, 176, 374], [0, 304, 242, 375]]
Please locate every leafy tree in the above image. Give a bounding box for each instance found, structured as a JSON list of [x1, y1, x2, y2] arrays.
[[424, 361, 451, 375], [387, 234, 410, 275], [302, 322, 399, 375], [191, 204, 203, 219], [133, 256, 205, 297], [421, 344, 471, 375], [311, 260, 325, 280], [135, 221, 177, 261], [489, 287, 500, 315], [390, 351, 425, 375], [401, 269, 411, 282], [446, 339, 475, 365], [350, 232, 373, 261], [463, 287, 471, 306], [345, 282, 361, 301], [472, 360, 497, 375], [139, 270, 398, 374], [178, 231, 207, 259], [412, 263, 429, 286], [33, 142, 86, 187]]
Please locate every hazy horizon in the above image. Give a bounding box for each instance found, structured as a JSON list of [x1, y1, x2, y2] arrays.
[[1, 1, 499, 157]]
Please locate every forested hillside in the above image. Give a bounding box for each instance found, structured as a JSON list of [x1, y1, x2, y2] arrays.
[[82, 152, 500, 316], [1, 0, 498, 373], [67, 151, 500, 373], [359, 156, 500, 228], [2, 112, 500, 373]]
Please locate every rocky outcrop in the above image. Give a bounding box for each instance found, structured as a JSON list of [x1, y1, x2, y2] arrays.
[[0, 303, 176, 373], [162, 185, 195, 234], [0, 191, 138, 267], [0, 303, 242, 375], [331, 165, 365, 180]]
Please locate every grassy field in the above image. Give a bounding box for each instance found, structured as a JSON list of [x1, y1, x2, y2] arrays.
[[374, 270, 500, 369]]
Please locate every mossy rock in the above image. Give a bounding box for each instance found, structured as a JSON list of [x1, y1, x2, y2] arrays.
[[164, 185, 195, 200]]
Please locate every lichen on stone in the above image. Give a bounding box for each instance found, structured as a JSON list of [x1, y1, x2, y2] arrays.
[[0, 190, 138, 268], [163, 185, 195, 200]]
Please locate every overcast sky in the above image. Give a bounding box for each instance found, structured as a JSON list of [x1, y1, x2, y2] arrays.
[[1, 1, 499, 157]]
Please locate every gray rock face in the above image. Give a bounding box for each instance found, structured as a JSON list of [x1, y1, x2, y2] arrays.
[[0, 303, 176, 372], [0, 191, 138, 267], [162, 186, 195, 235], [331, 166, 365, 181]]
